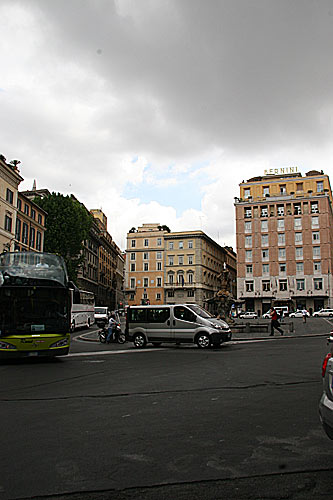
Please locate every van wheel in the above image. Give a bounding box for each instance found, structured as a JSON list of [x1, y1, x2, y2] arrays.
[[133, 333, 147, 348], [196, 333, 211, 349]]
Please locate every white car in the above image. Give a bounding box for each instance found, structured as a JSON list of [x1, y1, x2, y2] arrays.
[[313, 309, 333, 318], [262, 311, 271, 319], [289, 310, 310, 318], [238, 311, 258, 319]]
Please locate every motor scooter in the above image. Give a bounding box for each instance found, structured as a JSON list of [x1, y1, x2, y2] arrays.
[[99, 323, 126, 344]]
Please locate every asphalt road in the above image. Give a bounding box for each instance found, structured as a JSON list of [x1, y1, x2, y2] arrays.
[[1, 333, 333, 500]]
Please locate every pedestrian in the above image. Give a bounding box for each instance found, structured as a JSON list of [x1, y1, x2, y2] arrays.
[[302, 308, 308, 323], [107, 313, 117, 343], [269, 306, 284, 336]]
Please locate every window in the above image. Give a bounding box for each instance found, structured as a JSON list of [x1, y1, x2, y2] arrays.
[[130, 278, 135, 288], [157, 238, 162, 246], [187, 290, 195, 297], [245, 208, 252, 218], [31, 209, 36, 220], [296, 182, 303, 192], [262, 280, 270, 292], [295, 232, 302, 244], [246, 281, 254, 292], [312, 216, 319, 228], [279, 248, 286, 260], [188, 273, 193, 284], [277, 219, 285, 230], [38, 214, 42, 225], [278, 233, 285, 245], [156, 293, 161, 300], [296, 279, 305, 291], [179, 241, 183, 249], [262, 249, 269, 260], [174, 306, 196, 322], [143, 252, 149, 260], [296, 247, 303, 259], [246, 264, 253, 274], [313, 246, 321, 259], [277, 205, 284, 216], [30, 227, 35, 248], [131, 239, 136, 247], [17, 199, 22, 211], [144, 239, 149, 247], [6, 189, 13, 204], [169, 242, 174, 249], [245, 221, 252, 232], [280, 184, 287, 194], [314, 261, 321, 273], [178, 255, 184, 265], [4, 214, 12, 232], [261, 234, 268, 246], [312, 231, 320, 243], [296, 262, 304, 274], [168, 256, 174, 265], [263, 186, 269, 196], [311, 202, 319, 214], [279, 263, 286, 273], [130, 252, 136, 260], [188, 240, 193, 249], [36, 231, 41, 251], [157, 277, 162, 287], [178, 273, 185, 285], [24, 204, 29, 216], [245, 250, 252, 262], [261, 220, 268, 232], [294, 218, 302, 229], [262, 263, 269, 274], [144, 263, 149, 271], [130, 293, 135, 301], [294, 204, 301, 215], [131, 263, 135, 272], [279, 280, 287, 291], [168, 274, 174, 284], [261, 207, 268, 217], [317, 181, 324, 193], [244, 188, 251, 199], [188, 255, 193, 265], [314, 278, 323, 290], [156, 251, 162, 260], [15, 218, 21, 240], [168, 291, 174, 297], [143, 278, 149, 287], [245, 235, 252, 247], [157, 261, 162, 270]]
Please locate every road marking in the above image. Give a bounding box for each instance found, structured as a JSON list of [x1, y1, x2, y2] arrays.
[[68, 348, 168, 357]]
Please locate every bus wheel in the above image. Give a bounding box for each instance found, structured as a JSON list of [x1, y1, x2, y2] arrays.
[[133, 333, 147, 348], [196, 333, 211, 349]]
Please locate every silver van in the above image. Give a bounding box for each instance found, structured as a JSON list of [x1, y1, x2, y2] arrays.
[[125, 304, 232, 349]]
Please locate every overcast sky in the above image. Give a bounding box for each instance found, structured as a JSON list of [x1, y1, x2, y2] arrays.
[[1, 0, 333, 250]]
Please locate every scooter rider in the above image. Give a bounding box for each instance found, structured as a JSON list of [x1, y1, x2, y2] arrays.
[[107, 313, 117, 343]]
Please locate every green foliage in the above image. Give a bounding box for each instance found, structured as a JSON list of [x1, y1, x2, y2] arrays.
[[34, 193, 92, 282]]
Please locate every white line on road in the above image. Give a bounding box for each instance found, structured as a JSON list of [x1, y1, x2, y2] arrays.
[[68, 348, 168, 357]]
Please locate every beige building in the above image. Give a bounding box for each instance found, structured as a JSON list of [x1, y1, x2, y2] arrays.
[[0, 156, 23, 252], [125, 224, 237, 309], [14, 193, 46, 252], [235, 168, 333, 315]]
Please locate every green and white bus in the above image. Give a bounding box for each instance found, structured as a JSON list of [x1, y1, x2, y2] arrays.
[[0, 251, 71, 358]]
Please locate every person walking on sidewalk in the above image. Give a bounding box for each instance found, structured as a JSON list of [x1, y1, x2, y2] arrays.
[[269, 306, 284, 336]]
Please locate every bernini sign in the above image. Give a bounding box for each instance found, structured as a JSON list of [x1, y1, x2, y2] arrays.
[[264, 166, 299, 176]]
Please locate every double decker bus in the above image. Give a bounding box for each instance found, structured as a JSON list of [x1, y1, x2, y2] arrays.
[[0, 251, 71, 358]]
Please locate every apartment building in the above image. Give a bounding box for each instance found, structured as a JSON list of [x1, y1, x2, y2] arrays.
[[125, 224, 237, 308], [125, 223, 169, 305], [0, 155, 23, 252], [235, 168, 333, 315], [14, 193, 46, 252]]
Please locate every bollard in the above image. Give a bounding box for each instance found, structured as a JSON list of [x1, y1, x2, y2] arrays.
[[288, 321, 294, 333]]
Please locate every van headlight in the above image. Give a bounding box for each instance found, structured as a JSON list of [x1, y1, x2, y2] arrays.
[[210, 323, 223, 329]]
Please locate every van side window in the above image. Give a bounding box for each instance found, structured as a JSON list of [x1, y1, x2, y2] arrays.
[[147, 308, 170, 323], [129, 308, 146, 322], [174, 306, 196, 322]]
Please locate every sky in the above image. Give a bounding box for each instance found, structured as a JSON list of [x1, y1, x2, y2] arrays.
[[1, 0, 333, 250]]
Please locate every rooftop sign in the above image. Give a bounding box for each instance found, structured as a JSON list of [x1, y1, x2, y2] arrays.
[[264, 166, 299, 176]]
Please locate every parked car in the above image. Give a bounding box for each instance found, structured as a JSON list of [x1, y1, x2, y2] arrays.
[[262, 311, 271, 319], [313, 309, 333, 317], [289, 309, 310, 318], [238, 311, 258, 319], [319, 332, 333, 439]]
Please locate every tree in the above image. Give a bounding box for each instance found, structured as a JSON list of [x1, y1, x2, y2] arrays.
[[34, 193, 92, 282]]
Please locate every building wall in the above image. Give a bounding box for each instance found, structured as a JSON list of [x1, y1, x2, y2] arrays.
[[0, 157, 23, 252], [235, 170, 333, 314], [15, 193, 46, 252]]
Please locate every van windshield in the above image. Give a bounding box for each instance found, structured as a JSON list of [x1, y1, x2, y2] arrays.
[[187, 304, 214, 318], [95, 308, 108, 314]]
